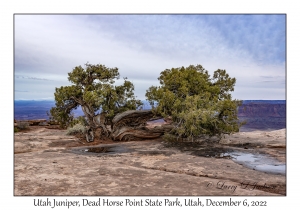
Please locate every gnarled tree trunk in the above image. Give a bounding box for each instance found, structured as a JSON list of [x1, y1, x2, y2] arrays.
[[81, 105, 109, 142], [110, 110, 173, 141], [83, 109, 173, 142]]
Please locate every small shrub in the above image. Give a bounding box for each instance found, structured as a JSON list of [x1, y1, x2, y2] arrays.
[[14, 127, 19, 133], [66, 123, 86, 135], [17, 121, 29, 130], [69, 116, 88, 128], [77, 116, 88, 126]]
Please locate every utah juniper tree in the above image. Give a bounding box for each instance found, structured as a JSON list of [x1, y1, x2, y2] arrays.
[[146, 64, 243, 141], [50, 63, 143, 142]]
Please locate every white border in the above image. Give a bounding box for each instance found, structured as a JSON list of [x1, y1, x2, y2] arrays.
[[2, 0, 296, 209]]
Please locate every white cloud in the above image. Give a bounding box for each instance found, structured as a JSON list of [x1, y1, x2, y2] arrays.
[[14, 14, 286, 100]]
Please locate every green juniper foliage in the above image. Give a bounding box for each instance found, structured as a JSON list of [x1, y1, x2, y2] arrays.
[[50, 63, 142, 128], [146, 64, 243, 140]]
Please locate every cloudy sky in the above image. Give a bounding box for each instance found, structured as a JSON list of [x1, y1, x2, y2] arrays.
[[14, 14, 286, 100]]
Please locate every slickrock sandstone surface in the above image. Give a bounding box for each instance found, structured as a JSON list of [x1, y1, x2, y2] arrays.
[[14, 126, 286, 196]]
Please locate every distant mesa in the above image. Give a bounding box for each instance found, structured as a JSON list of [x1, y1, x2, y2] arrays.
[[15, 119, 49, 126], [238, 103, 286, 118]]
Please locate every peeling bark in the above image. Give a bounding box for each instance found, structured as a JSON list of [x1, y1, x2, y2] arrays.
[[112, 110, 154, 129], [111, 124, 173, 141], [110, 110, 173, 141], [82, 109, 173, 142]]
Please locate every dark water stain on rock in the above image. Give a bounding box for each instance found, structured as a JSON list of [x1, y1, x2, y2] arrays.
[[137, 150, 176, 156], [71, 144, 132, 156], [86, 147, 113, 153], [191, 147, 234, 159]]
